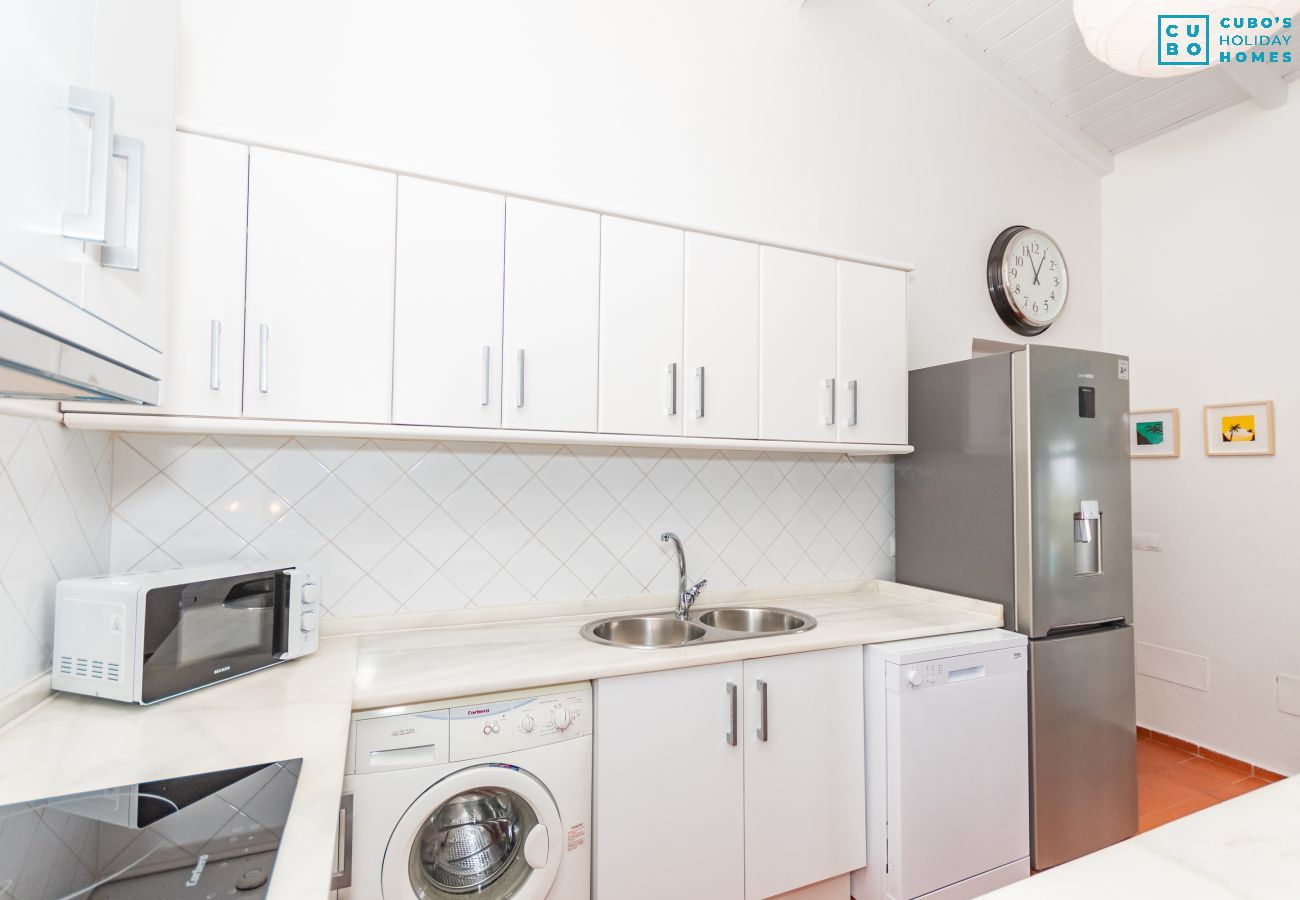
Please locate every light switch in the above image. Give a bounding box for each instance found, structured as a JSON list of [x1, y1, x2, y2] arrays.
[[1132, 532, 1163, 552]]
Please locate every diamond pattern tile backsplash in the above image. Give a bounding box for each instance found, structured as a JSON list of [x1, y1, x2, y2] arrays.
[[109, 434, 895, 619], [0, 416, 112, 699]]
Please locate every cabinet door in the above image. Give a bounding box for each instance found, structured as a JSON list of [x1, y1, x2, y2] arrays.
[[598, 217, 683, 436], [594, 663, 745, 900], [243, 149, 396, 423], [743, 647, 865, 899], [0, 0, 95, 307], [758, 247, 837, 442], [157, 134, 247, 417], [393, 178, 505, 427], [80, 0, 178, 351], [501, 198, 599, 432], [838, 262, 907, 444], [684, 233, 759, 439]]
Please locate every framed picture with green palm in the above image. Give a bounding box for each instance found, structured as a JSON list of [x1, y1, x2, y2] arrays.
[[1204, 401, 1275, 456], [1130, 408, 1180, 458]]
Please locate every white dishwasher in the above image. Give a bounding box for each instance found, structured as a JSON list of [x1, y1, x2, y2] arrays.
[[853, 629, 1030, 900]]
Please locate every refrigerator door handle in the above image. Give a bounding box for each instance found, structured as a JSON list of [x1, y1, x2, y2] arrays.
[[1044, 617, 1127, 637]]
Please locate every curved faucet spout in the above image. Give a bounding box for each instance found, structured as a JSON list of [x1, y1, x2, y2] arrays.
[[661, 532, 704, 618]]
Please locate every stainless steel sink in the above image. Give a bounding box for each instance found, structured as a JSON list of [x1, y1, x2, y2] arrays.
[[581, 606, 816, 649], [696, 607, 812, 634], [584, 616, 707, 649]]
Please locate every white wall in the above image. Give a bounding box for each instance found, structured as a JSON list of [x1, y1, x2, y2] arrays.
[[1102, 81, 1300, 773], [176, 0, 1104, 369]]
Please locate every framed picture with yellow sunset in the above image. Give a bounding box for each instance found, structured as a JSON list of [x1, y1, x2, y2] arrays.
[[1203, 401, 1275, 456]]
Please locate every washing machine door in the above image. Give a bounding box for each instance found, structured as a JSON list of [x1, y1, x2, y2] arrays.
[[382, 764, 563, 900]]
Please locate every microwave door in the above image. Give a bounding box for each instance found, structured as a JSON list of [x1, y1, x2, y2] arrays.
[[139, 570, 290, 704]]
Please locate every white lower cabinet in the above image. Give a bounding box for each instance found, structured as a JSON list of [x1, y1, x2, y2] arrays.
[[594, 646, 865, 900], [742, 647, 866, 899], [243, 148, 397, 424]]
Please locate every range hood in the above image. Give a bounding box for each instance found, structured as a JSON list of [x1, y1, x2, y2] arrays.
[[0, 314, 159, 404]]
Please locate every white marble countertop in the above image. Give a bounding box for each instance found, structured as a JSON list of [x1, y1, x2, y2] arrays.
[[348, 580, 1002, 710], [0, 636, 360, 900], [986, 776, 1300, 899], [0, 579, 1000, 897]]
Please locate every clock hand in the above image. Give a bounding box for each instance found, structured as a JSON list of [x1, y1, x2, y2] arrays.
[[1030, 248, 1044, 285]]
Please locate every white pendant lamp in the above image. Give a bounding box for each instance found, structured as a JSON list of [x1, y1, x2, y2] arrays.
[[1073, 0, 1300, 77]]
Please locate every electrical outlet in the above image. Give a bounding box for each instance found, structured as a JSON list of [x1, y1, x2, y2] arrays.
[[1132, 532, 1163, 552]]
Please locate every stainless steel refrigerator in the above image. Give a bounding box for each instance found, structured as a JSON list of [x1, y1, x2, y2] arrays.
[[895, 344, 1138, 870]]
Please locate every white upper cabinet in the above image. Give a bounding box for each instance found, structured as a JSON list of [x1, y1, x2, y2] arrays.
[[157, 134, 247, 417], [0, 0, 95, 308], [501, 198, 599, 432], [393, 178, 505, 428], [684, 233, 759, 440], [758, 247, 838, 442], [0, 0, 174, 384], [598, 217, 684, 436], [838, 261, 908, 444], [79, 0, 178, 352], [243, 148, 396, 424]]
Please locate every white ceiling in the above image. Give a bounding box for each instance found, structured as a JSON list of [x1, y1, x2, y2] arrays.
[[890, 0, 1299, 172]]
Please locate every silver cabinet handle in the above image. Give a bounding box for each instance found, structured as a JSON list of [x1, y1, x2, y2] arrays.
[[481, 345, 491, 406], [62, 87, 114, 243], [208, 320, 221, 390], [666, 362, 678, 415], [726, 681, 738, 746], [100, 135, 142, 270], [823, 378, 836, 426], [330, 794, 353, 890], [258, 324, 270, 393], [695, 366, 705, 419], [756, 679, 769, 742], [516, 349, 525, 408], [847, 379, 859, 427]]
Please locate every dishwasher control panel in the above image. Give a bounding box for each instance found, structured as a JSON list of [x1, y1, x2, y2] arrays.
[[887, 646, 1026, 693]]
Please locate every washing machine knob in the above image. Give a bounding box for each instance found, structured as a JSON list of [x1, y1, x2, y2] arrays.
[[520, 714, 536, 734], [551, 706, 572, 731], [905, 668, 923, 687]]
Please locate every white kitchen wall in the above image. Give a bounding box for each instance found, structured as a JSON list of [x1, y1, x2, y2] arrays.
[[176, 0, 1104, 368], [110, 435, 895, 618], [1102, 80, 1300, 774], [0, 410, 112, 702]]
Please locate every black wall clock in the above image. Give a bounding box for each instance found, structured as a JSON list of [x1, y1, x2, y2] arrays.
[[986, 225, 1069, 336]]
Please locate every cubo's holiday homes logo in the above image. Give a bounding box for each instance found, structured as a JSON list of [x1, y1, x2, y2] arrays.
[[1158, 15, 1210, 65], [1157, 13, 1294, 67]]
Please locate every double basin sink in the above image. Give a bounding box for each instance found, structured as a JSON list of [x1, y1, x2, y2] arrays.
[[580, 606, 816, 649]]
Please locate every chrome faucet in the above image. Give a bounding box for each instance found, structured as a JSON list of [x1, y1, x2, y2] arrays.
[[661, 532, 707, 619]]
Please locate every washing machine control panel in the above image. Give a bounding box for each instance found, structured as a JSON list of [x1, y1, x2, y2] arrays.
[[449, 688, 590, 762]]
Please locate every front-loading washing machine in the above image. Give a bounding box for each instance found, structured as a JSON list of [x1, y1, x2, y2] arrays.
[[339, 682, 591, 900]]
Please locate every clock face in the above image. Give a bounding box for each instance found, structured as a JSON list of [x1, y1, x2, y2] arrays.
[[987, 226, 1069, 336]]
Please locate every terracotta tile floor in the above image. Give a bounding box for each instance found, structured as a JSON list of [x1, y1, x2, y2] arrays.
[[1137, 733, 1273, 832]]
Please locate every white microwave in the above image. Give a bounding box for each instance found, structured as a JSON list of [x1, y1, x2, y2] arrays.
[[53, 561, 320, 704]]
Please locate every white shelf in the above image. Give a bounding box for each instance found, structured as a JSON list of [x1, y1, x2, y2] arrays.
[[59, 411, 913, 456]]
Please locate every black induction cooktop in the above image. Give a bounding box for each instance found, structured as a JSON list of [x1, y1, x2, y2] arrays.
[[0, 758, 301, 899]]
